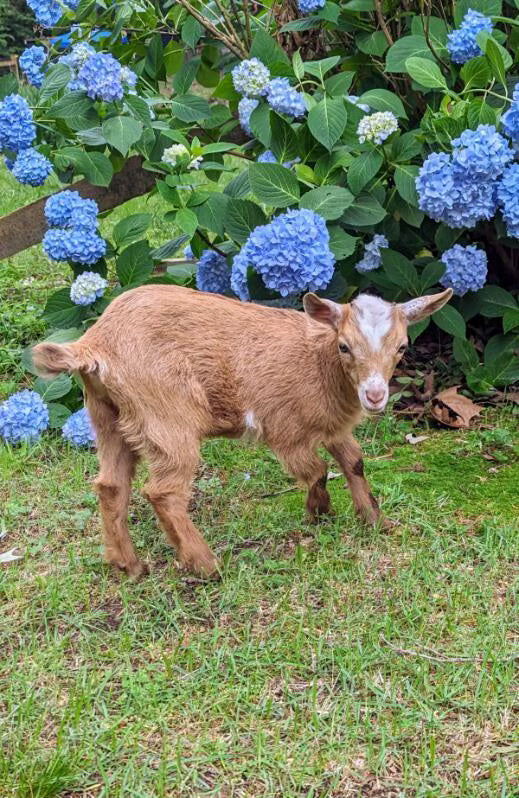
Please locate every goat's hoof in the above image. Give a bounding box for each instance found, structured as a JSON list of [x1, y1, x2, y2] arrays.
[[307, 506, 335, 525], [126, 560, 150, 581], [377, 516, 398, 532], [182, 550, 220, 579]]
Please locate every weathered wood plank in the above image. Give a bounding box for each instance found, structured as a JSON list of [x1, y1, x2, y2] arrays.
[[0, 156, 156, 261]]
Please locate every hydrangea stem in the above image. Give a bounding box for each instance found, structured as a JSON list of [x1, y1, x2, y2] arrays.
[[198, 230, 227, 257], [419, 0, 450, 69], [174, 0, 248, 57], [375, 0, 393, 46]]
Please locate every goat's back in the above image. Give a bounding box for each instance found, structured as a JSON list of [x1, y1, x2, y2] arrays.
[[84, 284, 306, 373]]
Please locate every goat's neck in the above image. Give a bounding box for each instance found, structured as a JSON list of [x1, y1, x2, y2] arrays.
[[310, 324, 361, 422]]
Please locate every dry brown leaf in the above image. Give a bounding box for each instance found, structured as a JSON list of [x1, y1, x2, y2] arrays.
[[493, 390, 519, 405], [405, 433, 429, 445], [0, 547, 23, 565], [429, 385, 483, 429]]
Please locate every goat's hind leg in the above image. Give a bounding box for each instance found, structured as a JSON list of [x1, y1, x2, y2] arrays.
[[143, 434, 218, 578], [87, 390, 147, 580]]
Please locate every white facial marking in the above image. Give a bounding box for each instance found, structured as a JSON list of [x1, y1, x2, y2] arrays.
[[358, 372, 389, 413], [352, 294, 393, 351]]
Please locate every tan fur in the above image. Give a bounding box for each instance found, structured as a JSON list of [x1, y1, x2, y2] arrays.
[[32, 284, 452, 579]]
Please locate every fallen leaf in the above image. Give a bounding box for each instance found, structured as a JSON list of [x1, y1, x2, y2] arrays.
[[0, 547, 23, 565], [429, 386, 483, 429], [495, 390, 519, 405], [405, 433, 429, 445]]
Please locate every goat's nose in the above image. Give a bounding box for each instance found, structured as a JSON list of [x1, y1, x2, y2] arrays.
[[366, 388, 385, 405]]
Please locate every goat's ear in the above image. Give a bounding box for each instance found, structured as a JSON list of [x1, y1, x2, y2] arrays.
[[399, 288, 453, 323], [303, 293, 343, 329]]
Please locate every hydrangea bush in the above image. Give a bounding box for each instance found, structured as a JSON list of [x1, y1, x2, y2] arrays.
[[0, 390, 49, 443], [61, 407, 96, 446], [1, 0, 519, 436]]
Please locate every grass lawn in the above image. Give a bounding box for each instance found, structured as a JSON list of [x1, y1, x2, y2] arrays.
[[1, 164, 519, 797]]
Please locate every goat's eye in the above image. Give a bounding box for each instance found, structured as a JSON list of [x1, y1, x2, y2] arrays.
[[339, 342, 350, 355], [397, 344, 407, 356]]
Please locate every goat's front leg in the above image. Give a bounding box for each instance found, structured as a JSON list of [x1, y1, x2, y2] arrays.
[[276, 446, 333, 522], [327, 436, 394, 530]]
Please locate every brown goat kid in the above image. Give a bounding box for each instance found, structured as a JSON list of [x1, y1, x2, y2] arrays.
[[32, 284, 452, 579]]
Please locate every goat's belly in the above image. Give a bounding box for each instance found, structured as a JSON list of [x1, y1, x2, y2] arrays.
[[206, 409, 263, 441]]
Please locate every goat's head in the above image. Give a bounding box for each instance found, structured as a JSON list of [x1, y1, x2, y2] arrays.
[[303, 288, 453, 414]]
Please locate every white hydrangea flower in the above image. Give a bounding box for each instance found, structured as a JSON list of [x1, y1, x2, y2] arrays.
[[162, 144, 189, 166], [231, 58, 271, 97], [188, 155, 203, 170], [70, 271, 108, 306], [357, 111, 399, 145]]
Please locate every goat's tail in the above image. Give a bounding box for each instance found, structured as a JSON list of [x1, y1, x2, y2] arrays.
[[31, 341, 98, 378]]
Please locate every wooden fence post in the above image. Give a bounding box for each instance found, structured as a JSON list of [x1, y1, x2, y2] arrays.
[[0, 156, 156, 261]]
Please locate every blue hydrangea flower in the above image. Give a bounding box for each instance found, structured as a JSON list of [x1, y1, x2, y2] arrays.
[[257, 150, 277, 164], [345, 95, 370, 113], [11, 148, 52, 186], [451, 125, 513, 178], [0, 390, 49, 444], [70, 270, 108, 304], [0, 94, 35, 154], [26, 0, 78, 25], [19, 46, 46, 88], [497, 163, 519, 237], [43, 229, 106, 265], [297, 0, 326, 12], [231, 209, 334, 300], [26, 0, 62, 27], [266, 78, 306, 118], [196, 250, 231, 294], [183, 244, 194, 258], [232, 58, 271, 97], [447, 10, 492, 64], [62, 407, 96, 446], [440, 244, 488, 295], [72, 204, 100, 230], [76, 53, 124, 102], [120, 66, 137, 90], [257, 149, 300, 168], [43, 229, 70, 261], [416, 151, 496, 228], [238, 97, 259, 134], [66, 231, 107, 266], [44, 191, 99, 229], [501, 86, 519, 143], [59, 42, 96, 72], [356, 235, 388, 273], [357, 111, 398, 144]]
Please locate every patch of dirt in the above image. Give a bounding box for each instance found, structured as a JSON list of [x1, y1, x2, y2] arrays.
[[94, 597, 124, 631]]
